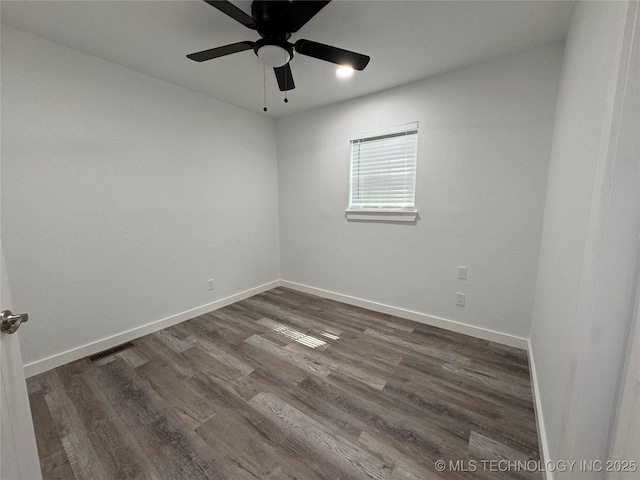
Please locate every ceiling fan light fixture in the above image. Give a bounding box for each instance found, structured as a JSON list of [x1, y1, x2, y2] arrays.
[[336, 65, 354, 79], [257, 45, 291, 68]]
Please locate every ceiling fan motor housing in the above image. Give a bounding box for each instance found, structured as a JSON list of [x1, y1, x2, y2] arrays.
[[252, 1, 292, 40]]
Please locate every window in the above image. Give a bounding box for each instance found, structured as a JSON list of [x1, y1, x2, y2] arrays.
[[346, 122, 418, 222]]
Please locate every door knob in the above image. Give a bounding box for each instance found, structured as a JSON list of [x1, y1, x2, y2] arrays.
[[1, 310, 29, 334]]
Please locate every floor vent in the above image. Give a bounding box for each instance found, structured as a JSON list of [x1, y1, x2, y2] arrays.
[[89, 342, 134, 362]]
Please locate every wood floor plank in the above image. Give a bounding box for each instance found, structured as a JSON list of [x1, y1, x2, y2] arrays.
[[243, 296, 344, 337], [365, 328, 473, 366], [188, 371, 359, 480], [28, 389, 77, 480], [182, 345, 248, 382], [28, 287, 542, 480], [358, 430, 444, 480], [117, 347, 150, 369], [238, 340, 310, 384], [153, 329, 194, 353], [60, 371, 152, 479], [195, 416, 292, 480], [297, 373, 479, 474], [134, 334, 196, 379], [411, 325, 530, 373], [94, 359, 225, 480], [137, 361, 218, 427], [397, 353, 539, 425], [78, 368, 166, 479], [382, 380, 540, 460], [256, 317, 331, 350], [285, 342, 387, 390], [468, 430, 530, 463], [232, 369, 366, 444], [442, 363, 533, 402], [385, 321, 414, 332], [249, 391, 393, 480], [244, 334, 331, 376], [186, 334, 255, 376], [185, 371, 290, 445], [37, 370, 109, 480]]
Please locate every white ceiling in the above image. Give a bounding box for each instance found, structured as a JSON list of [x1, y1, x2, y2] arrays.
[[0, 0, 575, 118]]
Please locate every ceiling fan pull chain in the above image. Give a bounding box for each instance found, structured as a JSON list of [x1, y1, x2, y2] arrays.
[[284, 67, 289, 103], [263, 63, 268, 112]]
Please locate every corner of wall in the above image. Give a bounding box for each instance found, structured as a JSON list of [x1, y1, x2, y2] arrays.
[[527, 338, 555, 480]]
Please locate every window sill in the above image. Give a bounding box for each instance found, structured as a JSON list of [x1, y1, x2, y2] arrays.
[[345, 209, 418, 223]]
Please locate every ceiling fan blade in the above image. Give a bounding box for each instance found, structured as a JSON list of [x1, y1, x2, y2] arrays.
[[203, 1, 256, 29], [294, 39, 370, 70], [187, 41, 255, 62], [274, 64, 295, 91], [281, 1, 331, 33]]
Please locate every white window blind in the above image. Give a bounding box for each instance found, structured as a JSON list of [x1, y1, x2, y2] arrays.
[[349, 123, 418, 209]]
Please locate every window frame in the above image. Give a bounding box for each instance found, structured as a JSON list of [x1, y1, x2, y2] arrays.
[[345, 122, 419, 223]]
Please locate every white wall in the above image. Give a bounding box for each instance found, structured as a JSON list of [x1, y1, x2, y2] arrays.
[[529, 1, 639, 473], [277, 44, 564, 341], [1, 26, 280, 371]]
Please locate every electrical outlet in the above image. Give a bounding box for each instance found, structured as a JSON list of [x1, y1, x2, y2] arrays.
[[457, 266, 467, 280], [456, 292, 466, 307], [206, 279, 215, 291]]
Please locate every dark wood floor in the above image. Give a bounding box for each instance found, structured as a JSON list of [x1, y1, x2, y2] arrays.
[[27, 287, 541, 480]]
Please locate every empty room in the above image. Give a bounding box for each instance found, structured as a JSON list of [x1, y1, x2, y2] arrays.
[[1, 1, 638, 479]]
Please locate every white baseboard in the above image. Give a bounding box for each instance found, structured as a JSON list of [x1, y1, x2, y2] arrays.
[[24, 279, 530, 377], [527, 339, 553, 480], [280, 280, 528, 349], [23, 280, 280, 378]]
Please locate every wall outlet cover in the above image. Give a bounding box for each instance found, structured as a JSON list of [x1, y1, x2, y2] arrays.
[[457, 266, 468, 280]]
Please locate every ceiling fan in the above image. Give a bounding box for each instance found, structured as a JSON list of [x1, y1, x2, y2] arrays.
[[187, 0, 371, 93]]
